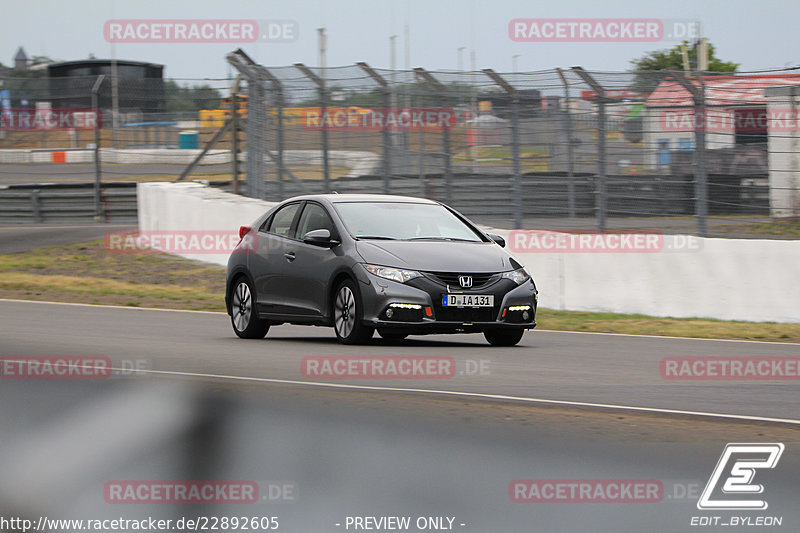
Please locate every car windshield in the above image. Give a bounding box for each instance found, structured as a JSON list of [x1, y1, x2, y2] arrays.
[[333, 201, 484, 242]]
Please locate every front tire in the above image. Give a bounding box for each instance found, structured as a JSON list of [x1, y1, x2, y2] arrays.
[[484, 329, 524, 347], [333, 279, 374, 345], [230, 277, 269, 339]]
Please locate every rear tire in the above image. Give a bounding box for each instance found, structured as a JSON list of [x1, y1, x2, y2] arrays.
[[333, 279, 374, 345], [230, 277, 269, 339], [484, 329, 524, 347]]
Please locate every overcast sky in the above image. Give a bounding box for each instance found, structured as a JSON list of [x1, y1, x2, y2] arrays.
[[2, 0, 799, 80]]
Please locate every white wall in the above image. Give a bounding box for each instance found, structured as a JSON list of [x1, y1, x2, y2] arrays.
[[137, 182, 275, 265], [0, 149, 379, 176], [138, 183, 800, 323]]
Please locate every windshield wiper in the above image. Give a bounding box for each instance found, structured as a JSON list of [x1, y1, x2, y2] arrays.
[[356, 235, 398, 240], [406, 236, 478, 242]]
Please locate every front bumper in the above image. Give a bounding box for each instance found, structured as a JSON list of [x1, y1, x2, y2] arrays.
[[357, 267, 538, 334]]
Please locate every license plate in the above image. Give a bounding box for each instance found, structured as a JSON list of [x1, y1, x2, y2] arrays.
[[442, 294, 494, 307]]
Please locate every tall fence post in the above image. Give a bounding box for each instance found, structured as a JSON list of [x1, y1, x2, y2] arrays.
[[295, 63, 330, 193], [230, 77, 241, 195], [483, 69, 522, 229], [356, 62, 391, 194], [573, 67, 608, 232], [556, 68, 576, 218], [247, 76, 266, 199], [259, 68, 286, 200], [91, 74, 105, 221], [670, 70, 708, 237], [414, 68, 452, 206], [695, 79, 708, 236]]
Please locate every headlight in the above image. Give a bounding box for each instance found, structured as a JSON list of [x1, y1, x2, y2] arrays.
[[501, 268, 530, 285], [363, 264, 421, 283]]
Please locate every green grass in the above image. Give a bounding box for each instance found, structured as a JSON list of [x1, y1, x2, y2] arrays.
[[537, 308, 800, 343]]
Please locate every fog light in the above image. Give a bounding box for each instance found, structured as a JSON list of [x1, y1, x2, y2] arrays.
[[385, 308, 394, 318], [389, 303, 422, 309], [522, 310, 530, 320], [509, 305, 531, 312]]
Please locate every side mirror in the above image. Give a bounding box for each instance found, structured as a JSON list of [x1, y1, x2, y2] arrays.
[[487, 233, 506, 248], [303, 228, 339, 247]]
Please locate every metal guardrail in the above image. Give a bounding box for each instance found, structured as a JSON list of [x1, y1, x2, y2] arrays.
[[0, 182, 138, 224], [0, 175, 768, 226], [256, 172, 770, 220]]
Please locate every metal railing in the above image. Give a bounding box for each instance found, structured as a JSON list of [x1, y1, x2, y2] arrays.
[[0, 183, 138, 224], [222, 52, 797, 235]]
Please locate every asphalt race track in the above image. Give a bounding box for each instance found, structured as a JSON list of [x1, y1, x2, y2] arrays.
[[1, 299, 798, 532]]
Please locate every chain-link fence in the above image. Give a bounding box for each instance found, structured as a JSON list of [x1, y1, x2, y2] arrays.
[[2, 54, 799, 236], [226, 51, 800, 236]]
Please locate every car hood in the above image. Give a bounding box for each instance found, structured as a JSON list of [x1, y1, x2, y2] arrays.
[[355, 240, 514, 272]]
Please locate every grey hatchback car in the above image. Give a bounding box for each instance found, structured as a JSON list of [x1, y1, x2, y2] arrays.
[[225, 194, 537, 346]]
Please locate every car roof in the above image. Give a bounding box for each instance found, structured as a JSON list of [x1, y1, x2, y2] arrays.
[[284, 193, 440, 205]]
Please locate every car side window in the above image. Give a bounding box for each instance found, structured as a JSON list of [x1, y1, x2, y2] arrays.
[[266, 203, 300, 238], [296, 203, 337, 240]]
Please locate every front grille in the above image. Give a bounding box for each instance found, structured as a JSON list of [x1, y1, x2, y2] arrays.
[[435, 306, 498, 322], [424, 271, 498, 289]]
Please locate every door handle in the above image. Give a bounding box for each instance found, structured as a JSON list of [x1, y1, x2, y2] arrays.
[[283, 251, 296, 262]]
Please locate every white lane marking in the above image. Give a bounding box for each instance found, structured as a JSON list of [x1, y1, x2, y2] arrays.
[[48, 363, 797, 427], [1, 299, 798, 346]]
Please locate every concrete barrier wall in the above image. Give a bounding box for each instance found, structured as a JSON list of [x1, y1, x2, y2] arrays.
[[138, 182, 800, 323], [0, 149, 379, 176], [137, 182, 276, 265]]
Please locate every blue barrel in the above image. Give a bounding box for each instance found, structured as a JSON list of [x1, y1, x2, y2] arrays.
[[179, 130, 199, 149]]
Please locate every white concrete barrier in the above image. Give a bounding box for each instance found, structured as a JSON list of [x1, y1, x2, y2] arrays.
[[137, 182, 275, 265], [0, 149, 379, 176], [137, 182, 800, 323], [496, 230, 800, 323]]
